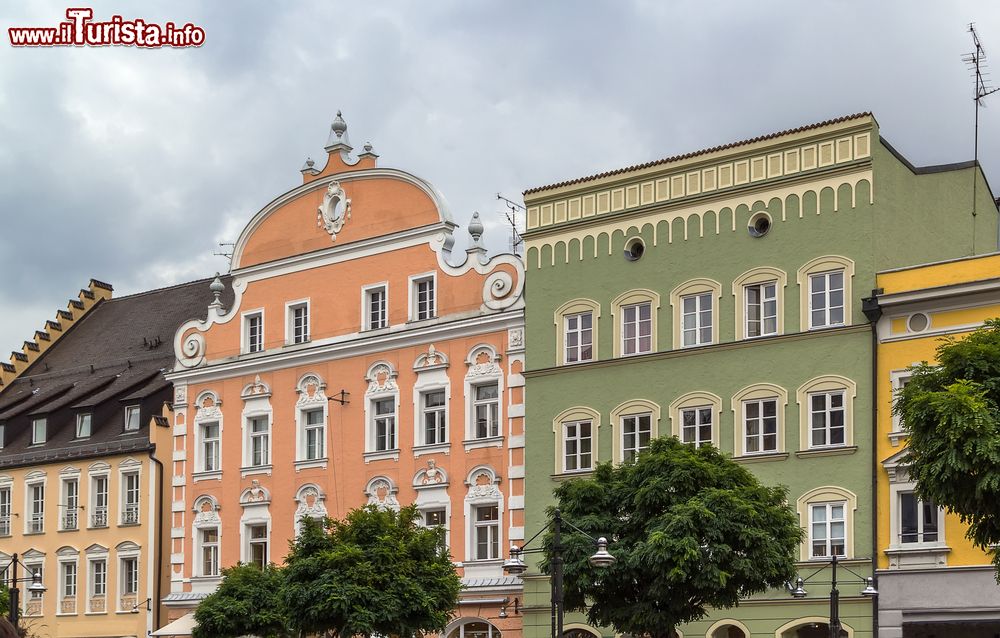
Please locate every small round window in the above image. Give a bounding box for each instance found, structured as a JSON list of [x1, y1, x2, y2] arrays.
[[907, 312, 930, 333], [748, 212, 772, 238], [624, 237, 645, 261]]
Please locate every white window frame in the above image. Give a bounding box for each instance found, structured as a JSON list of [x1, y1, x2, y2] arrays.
[[371, 396, 398, 453], [197, 421, 222, 474], [0, 485, 11, 536], [681, 291, 714, 347], [621, 412, 653, 462], [620, 301, 653, 356], [120, 470, 140, 525], [808, 501, 847, 560], [362, 283, 388, 330], [744, 281, 778, 338], [31, 417, 46, 444], [124, 405, 141, 432], [742, 397, 779, 456], [89, 472, 109, 528], [898, 491, 941, 546], [299, 407, 327, 462], [889, 370, 912, 445], [246, 523, 269, 568], [562, 420, 593, 473], [472, 382, 500, 440], [199, 527, 220, 577], [409, 272, 437, 321], [24, 560, 43, 615], [808, 269, 846, 329], [118, 555, 139, 609], [808, 390, 847, 449], [285, 299, 310, 345], [75, 413, 92, 439], [245, 414, 271, 469], [242, 309, 264, 354], [680, 405, 714, 448], [87, 556, 107, 614], [420, 388, 448, 446], [61, 477, 79, 531], [472, 504, 500, 561], [58, 559, 78, 615], [563, 311, 594, 364], [26, 480, 45, 534], [733, 267, 788, 340]]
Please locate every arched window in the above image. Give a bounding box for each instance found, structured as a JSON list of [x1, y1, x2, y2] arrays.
[[610, 289, 660, 357], [446, 619, 502, 638], [795, 486, 858, 561], [670, 278, 722, 349], [732, 266, 788, 340], [795, 375, 857, 452], [669, 391, 722, 449], [554, 298, 601, 365], [730, 383, 788, 458], [706, 619, 750, 638], [796, 255, 855, 331], [610, 399, 662, 464]]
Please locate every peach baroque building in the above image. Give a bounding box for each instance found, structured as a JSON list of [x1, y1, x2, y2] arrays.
[[161, 113, 526, 638]]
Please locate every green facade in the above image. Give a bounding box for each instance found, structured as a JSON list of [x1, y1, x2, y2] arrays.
[[520, 116, 998, 638]]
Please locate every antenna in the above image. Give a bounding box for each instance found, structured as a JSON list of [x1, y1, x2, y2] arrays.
[[214, 241, 235, 267], [497, 193, 525, 255], [962, 23, 1000, 252]]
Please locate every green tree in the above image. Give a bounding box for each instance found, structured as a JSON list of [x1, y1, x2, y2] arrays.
[[546, 436, 803, 638], [0, 582, 8, 617], [282, 505, 461, 638], [193, 564, 290, 638], [895, 318, 1000, 572]]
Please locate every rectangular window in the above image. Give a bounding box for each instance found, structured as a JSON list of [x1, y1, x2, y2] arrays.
[[621, 413, 652, 462], [681, 293, 713, 347], [743, 398, 778, 454], [0, 487, 10, 536], [245, 313, 263, 353], [415, 277, 435, 320], [681, 406, 713, 448], [563, 420, 593, 472], [900, 492, 939, 544], [474, 383, 500, 439], [249, 525, 268, 568], [249, 416, 270, 467], [374, 398, 397, 451], [474, 505, 499, 560], [745, 282, 778, 338], [90, 559, 106, 599], [200, 422, 221, 472], [303, 409, 325, 460], [31, 417, 46, 444], [622, 302, 653, 356], [564, 312, 593, 363], [62, 562, 77, 599], [810, 391, 846, 447], [201, 528, 220, 576], [91, 476, 108, 527], [76, 413, 92, 438], [422, 390, 447, 445], [63, 479, 79, 530], [809, 270, 845, 329], [124, 405, 141, 432], [366, 286, 387, 330], [122, 472, 140, 525], [425, 509, 447, 527], [810, 502, 846, 559], [290, 303, 309, 344], [28, 483, 44, 533], [121, 557, 138, 596]]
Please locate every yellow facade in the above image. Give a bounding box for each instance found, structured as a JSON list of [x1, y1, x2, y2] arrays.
[[875, 253, 1000, 570]]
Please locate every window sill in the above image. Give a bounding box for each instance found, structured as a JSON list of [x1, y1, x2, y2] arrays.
[[560, 358, 596, 366], [240, 465, 272, 478], [58, 528, 80, 533], [294, 458, 328, 471], [23, 530, 45, 536], [463, 436, 504, 452], [808, 323, 848, 332], [733, 451, 789, 464], [84, 611, 108, 616], [795, 445, 858, 459], [414, 443, 451, 457], [888, 431, 908, 447], [364, 449, 401, 463], [886, 544, 951, 554], [55, 612, 78, 617], [87, 525, 109, 530], [192, 470, 223, 482], [118, 522, 141, 528], [550, 470, 594, 481]]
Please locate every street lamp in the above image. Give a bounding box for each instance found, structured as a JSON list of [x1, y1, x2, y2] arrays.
[[502, 508, 616, 638], [785, 554, 877, 638], [4, 552, 48, 631]]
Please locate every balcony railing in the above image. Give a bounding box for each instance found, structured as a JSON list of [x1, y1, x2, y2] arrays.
[[91, 508, 108, 528], [121, 505, 140, 525], [63, 511, 78, 530], [27, 516, 44, 533]]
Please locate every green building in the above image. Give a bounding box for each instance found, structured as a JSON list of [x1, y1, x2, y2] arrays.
[[519, 113, 998, 638]]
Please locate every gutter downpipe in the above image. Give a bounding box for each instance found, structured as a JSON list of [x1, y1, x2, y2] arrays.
[[862, 291, 883, 638], [149, 446, 165, 634]]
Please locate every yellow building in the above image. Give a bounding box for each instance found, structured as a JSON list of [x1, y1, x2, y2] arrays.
[[0, 278, 227, 638], [873, 253, 1000, 637]]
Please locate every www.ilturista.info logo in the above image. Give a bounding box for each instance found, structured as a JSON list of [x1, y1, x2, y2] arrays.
[[9, 8, 205, 48]]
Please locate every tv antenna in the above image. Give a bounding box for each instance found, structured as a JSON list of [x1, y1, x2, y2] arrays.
[[214, 241, 235, 267], [962, 23, 1000, 249], [497, 193, 525, 255]]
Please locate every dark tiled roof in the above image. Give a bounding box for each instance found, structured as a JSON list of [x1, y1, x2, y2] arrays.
[[0, 275, 233, 468], [523, 112, 874, 196]]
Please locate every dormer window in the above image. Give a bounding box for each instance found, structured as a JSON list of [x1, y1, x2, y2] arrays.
[[124, 406, 140, 432], [31, 417, 46, 445], [76, 413, 92, 438]]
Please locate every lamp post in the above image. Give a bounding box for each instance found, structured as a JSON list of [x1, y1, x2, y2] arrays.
[[786, 554, 877, 638], [5, 552, 48, 630], [502, 508, 616, 638]]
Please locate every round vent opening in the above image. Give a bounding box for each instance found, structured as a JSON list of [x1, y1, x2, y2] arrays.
[[624, 237, 645, 262], [748, 212, 772, 238], [907, 312, 930, 333]]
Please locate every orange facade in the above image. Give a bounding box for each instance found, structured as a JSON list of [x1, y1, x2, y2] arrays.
[[163, 115, 526, 637]]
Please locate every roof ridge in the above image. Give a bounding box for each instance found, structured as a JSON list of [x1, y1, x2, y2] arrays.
[[105, 273, 229, 303], [523, 112, 873, 196]]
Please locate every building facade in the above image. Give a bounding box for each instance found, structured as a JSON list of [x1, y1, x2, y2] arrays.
[[0, 278, 223, 638], [162, 114, 526, 638], [873, 253, 1000, 638], [520, 113, 998, 638]]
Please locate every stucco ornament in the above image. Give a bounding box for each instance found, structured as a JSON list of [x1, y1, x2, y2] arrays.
[[247, 480, 267, 503], [423, 460, 444, 485], [366, 478, 400, 510], [317, 181, 352, 240], [467, 470, 502, 500], [295, 486, 327, 520]]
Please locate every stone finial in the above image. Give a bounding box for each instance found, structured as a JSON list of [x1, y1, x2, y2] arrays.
[[209, 273, 225, 309], [331, 110, 347, 136], [358, 141, 379, 161], [325, 110, 353, 153], [468, 212, 484, 242], [300, 157, 318, 176]]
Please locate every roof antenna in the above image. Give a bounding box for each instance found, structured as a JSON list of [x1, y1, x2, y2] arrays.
[[497, 193, 525, 255], [962, 23, 1000, 253], [214, 242, 235, 268]]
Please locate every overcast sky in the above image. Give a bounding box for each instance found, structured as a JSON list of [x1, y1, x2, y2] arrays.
[[1, 1, 999, 358]]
